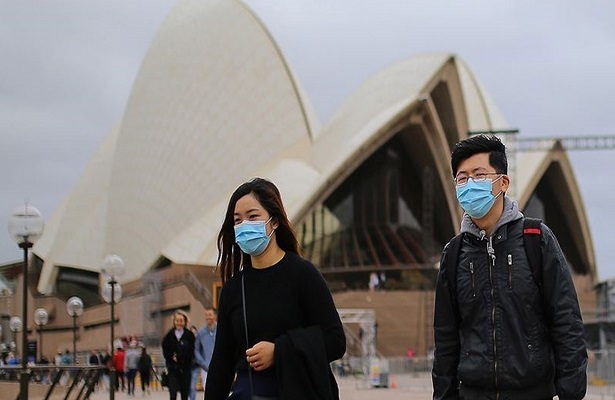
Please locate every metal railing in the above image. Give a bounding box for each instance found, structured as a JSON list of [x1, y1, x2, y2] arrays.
[[0, 365, 103, 400]]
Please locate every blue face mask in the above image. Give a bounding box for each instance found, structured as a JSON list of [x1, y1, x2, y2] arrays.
[[234, 217, 273, 256], [456, 176, 503, 219]]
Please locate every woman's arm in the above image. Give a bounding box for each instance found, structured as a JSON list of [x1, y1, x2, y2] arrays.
[[161, 331, 173, 365], [300, 261, 346, 361]]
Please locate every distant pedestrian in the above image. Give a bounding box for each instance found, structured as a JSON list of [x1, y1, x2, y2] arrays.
[[162, 310, 195, 400], [189, 326, 199, 400], [124, 341, 140, 396], [113, 345, 126, 392], [138, 347, 153, 395], [194, 307, 217, 395], [368, 272, 379, 292], [88, 351, 101, 391], [100, 350, 112, 391], [61, 349, 72, 365]]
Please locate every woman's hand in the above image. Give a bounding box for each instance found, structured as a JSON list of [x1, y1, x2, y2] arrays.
[[246, 341, 275, 371]]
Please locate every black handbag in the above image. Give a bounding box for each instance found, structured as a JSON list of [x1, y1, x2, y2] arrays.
[[160, 370, 168, 387]]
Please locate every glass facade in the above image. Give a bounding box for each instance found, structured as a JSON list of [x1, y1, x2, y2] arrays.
[[298, 135, 442, 291]]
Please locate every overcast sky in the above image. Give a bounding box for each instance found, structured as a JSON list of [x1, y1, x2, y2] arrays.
[[1, 1, 614, 280]]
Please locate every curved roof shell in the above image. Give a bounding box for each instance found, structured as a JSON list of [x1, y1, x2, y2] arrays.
[[34, 0, 596, 293]]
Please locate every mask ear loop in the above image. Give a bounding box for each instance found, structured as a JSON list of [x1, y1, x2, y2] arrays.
[[265, 217, 276, 238], [492, 174, 505, 199]]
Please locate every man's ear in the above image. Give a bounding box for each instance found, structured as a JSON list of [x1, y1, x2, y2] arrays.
[[501, 175, 510, 193]]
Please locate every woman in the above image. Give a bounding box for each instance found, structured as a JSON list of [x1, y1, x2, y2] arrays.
[[162, 310, 195, 400], [205, 178, 346, 400]]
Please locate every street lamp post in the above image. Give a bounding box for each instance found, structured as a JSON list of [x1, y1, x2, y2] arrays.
[[66, 297, 84, 363], [101, 254, 124, 400], [34, 308, 49, 362], [8, 203, 44, 400]]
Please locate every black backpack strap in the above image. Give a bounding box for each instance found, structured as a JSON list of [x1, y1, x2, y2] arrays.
[[523, 217, 543, 288], [444, 233, 464, 306]]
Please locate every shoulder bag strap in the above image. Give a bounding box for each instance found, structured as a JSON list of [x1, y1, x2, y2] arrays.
[[241, 274, 255, 398]]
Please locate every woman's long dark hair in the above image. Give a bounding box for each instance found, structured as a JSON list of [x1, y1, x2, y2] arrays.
[[217, 178, 300, 283]]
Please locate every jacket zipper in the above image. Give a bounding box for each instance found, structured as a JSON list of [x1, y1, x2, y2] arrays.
[[470, 262, 476, 297], [487, 236, 499, 399], [508, 254, 513, 289]]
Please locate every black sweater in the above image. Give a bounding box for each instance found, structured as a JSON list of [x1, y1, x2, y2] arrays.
[[205, 252, 346, 399]]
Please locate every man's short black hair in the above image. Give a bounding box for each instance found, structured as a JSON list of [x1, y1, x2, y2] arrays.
[[451, 134, 508, 177]]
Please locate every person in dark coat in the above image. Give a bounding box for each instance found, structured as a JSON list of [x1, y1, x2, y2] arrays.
[[138, 347, 153, 395], [432, 135, 587, 400], [162, 310, 195, 400]]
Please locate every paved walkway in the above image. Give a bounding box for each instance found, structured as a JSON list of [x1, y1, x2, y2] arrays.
[[88, 374, 433, 400], [37, 372, 615, 400], [10, 373, 615, 400]]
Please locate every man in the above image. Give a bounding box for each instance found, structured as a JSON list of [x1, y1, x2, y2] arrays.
[[193, 307, 217, 395], [124, 341, 140, 396], [88, 350, 101, 391], [100, 350, 112, 392], [113, 345, 126, 392], [432, 135, 587, 399], [61, 349, 72, 365]]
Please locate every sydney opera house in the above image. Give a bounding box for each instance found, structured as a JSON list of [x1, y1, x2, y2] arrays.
[[0, 0, 598, 359]]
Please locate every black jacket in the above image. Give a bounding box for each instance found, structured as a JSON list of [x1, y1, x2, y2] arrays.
[[162, 328, 195, 375], [433, 198, 587, 400]]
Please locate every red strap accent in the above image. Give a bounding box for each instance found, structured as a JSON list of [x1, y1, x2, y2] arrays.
[[523, 228, 541, 235]]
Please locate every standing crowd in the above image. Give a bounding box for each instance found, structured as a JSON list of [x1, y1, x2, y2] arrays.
[[81, 339, 154, 396]]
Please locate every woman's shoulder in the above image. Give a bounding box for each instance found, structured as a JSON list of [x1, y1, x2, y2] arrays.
[[221, 271, 242, 291], [283, 252, 320, 276], [162, 328, 175, 341]]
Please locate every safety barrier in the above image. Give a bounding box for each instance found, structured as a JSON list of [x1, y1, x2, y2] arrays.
[[0, 365, 104, 400]]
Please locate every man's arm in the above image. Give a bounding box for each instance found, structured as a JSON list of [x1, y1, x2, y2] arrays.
[[193, 329, 207, 368], [541, 224, 587, 400], [432, 244, 461, 400]]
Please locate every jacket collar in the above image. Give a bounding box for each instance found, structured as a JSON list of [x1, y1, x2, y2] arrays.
[[460, 196, 524, 239]]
